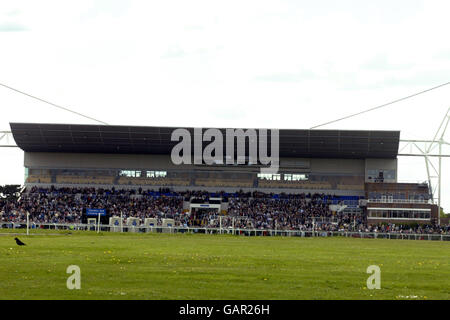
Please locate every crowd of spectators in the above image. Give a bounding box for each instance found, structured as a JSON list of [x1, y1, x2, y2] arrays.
[[0, 186, 184, 224], [0, 186, 448, 234]]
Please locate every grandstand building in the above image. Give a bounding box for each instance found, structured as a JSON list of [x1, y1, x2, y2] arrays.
[[10, 122, 439, 225]]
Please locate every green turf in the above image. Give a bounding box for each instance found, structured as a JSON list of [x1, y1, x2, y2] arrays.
[[0, 230, 449, 300]]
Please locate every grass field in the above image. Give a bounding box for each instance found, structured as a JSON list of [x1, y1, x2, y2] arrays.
[[0, 230, 449, 300]]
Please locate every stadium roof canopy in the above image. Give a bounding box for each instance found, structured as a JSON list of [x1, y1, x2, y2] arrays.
[[10, 123, 400, 159]]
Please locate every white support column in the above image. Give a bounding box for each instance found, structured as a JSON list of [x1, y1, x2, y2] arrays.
[[26, 211, 30, 236], [438, 142, 442, 226], [120, 211, 123, 233], [97, 211, 101, 233]]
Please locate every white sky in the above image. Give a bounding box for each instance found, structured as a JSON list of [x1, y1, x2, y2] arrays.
[[0, 0, 449, 210]]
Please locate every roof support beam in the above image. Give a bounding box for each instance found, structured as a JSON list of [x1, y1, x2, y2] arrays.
[[0, 131, 17, 147]]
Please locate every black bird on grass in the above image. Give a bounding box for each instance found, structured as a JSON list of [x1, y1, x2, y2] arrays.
[[14, 237, 26, 246]]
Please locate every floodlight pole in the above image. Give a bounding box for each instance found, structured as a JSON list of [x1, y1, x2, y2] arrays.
[[398, 107, 450, 226]]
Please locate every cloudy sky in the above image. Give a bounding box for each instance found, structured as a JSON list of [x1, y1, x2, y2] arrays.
[[1, 0, 449, 208]]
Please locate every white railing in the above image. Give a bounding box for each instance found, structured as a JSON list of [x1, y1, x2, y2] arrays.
[[1, 222, 449, 241], [367, 199, 432, 204]]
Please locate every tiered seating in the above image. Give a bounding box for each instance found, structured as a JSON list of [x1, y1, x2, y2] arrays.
[[117, 177, 189, 186], [3, 186, 448, 234], [55, 175, 114, 185], [194, 178, 253, 188], [258, 180, 332, 190], [26, 175, 52, 184], [337, 184, 364, 191]]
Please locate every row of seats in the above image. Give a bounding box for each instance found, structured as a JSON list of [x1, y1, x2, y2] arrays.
[[26, 175, 362, 191], [336, 184, 364, 191], [258, 180, 333, 190], [56, 175, 114, 185], [26, 175, 52, 184], [194, 178, 253, 188], [118, 177, 190, 186]]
